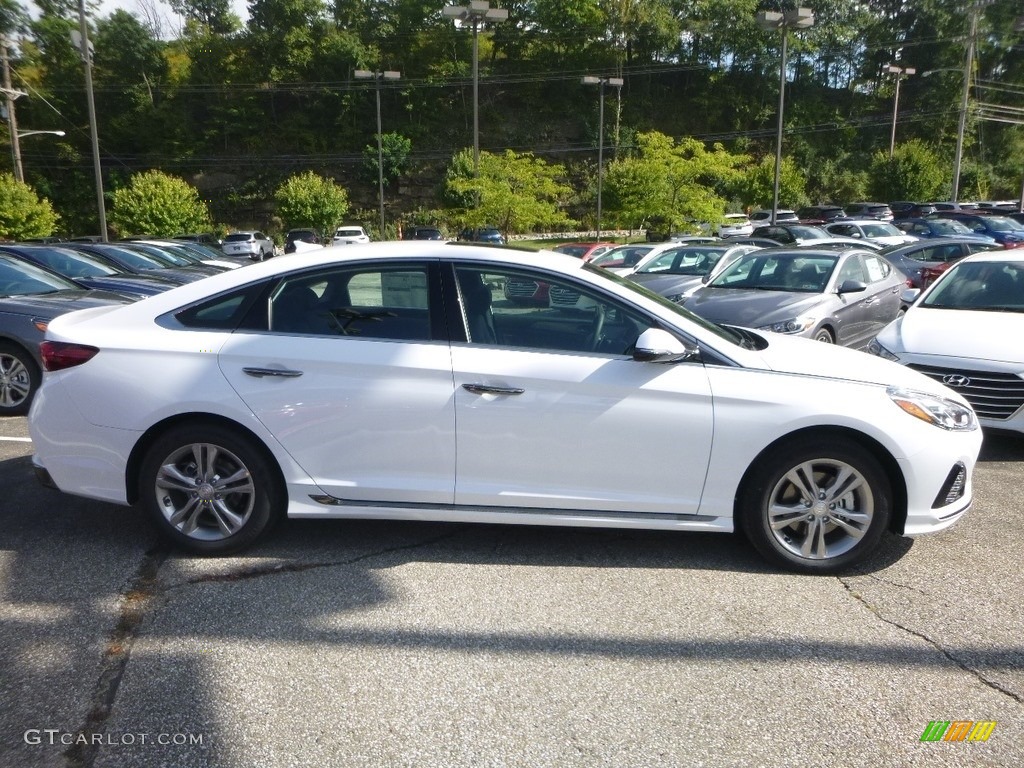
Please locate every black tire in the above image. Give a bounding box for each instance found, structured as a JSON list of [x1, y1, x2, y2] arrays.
[[738, 436, 891, 574], [813, 327, 835, 343], [138, 423, 284, 555], [0, 342, 41, 416]]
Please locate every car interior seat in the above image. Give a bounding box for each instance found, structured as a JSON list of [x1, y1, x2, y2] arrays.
[[272, 283, 321, 333], [458, 272, 497, 344]]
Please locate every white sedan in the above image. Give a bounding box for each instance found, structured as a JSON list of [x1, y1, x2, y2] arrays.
[[29, 243, 981, 574], [868, 251, 1024, 435]]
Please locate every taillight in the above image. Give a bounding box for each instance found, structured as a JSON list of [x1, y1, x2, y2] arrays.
[[39, 341, 99, 371]]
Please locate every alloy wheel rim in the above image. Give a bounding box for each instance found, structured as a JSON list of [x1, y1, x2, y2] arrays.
[[766, 458, 874, 560], [0, 354, 31, 408], [155, 442, 255, 541]]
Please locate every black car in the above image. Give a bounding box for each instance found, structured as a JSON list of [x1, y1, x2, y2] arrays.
[[285, 229, 323, 254], [404, 226, 446, 241], [749, 224, 833, 245], [63, 242, 215, 284], [796, 205, 847, 224], [890, 201, 938, 219], [0, 253, 132, 415], [842, 202, 893, 221], [0, 244, 177, 299], [457, 227, 505, 245]]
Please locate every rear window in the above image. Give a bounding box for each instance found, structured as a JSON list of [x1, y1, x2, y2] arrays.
[[335, 229, 364, 237], [224, 234, 254, 242]]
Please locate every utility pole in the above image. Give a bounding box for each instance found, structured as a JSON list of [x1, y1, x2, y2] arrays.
[[76, 0, 108, 240], [1, 37, 25, 183]]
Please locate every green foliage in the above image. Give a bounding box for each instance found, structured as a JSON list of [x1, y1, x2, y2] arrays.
[[361, 132, 412, 189], [737, 155, 809, 211], [444, 149, 575, 234], [109, 171, 212, 237], [0, 174, 60, 239], [602, 131, 748, 231], [274, 171, 350, 235], [867, 140, 948, 202]]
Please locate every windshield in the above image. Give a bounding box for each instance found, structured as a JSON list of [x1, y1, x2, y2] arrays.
[[581, 262, 746, 346], [89, 244, 168, 270], [931, 220, 972, 234], [981, 217, 1024, 233], [25, 247, 119, 278], [862, 223, 901, 237], [0, 255, 80, 295], [590, 245, 653, 269], [709, 252, 838, 292], [635, 247, 728, 276], [922, 260, 1024, 312]]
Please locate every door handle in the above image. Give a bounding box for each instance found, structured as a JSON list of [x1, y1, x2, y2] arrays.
[[462, 383, 525, 396], [243, 367, 304, 378]]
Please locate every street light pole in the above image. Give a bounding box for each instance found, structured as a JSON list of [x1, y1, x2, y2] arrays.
[[443, 2, 508, 198], [885, 64, 915, 158], [583, 76, 623, 241], [355, 70, 401, 238], [757, 7, 815, 226]]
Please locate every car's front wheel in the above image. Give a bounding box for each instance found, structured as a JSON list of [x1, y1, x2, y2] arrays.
[[139, 424, 284, 555], [0, 342, 40, 416], [738, 436, 891, 574]]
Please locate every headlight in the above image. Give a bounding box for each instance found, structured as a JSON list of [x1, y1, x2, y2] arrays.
[[888, 387, 977, 431], [758, 316, 814, 334], [866, 338, 900, 361]]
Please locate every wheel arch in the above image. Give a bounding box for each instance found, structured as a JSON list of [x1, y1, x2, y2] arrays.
[[733, 425, 908, 535], [125, 412, 287, 508]]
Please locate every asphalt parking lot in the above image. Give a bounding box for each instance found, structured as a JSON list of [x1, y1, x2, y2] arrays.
[[2, 414, 1023, 768]]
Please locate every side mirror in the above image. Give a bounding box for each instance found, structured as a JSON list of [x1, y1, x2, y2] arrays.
[[633, 328, 699, 363], [837, 279, 867, 294], [900, 287, 921, 305]]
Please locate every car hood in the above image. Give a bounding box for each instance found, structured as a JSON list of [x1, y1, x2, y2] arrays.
[[631, 273, 705, 295], [685, 287, 826, 327], [0, 289, 130, 318], [744, 329, 955, 394], [877, 307, 1024, 365]]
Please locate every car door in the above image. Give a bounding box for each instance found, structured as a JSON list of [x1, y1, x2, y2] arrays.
[[217, 261, 458, 504], [830, 253, 880, 347], [448, 263, 714, 516]]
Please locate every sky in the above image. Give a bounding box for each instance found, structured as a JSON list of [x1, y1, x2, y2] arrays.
[[95, 0, 251, 28]]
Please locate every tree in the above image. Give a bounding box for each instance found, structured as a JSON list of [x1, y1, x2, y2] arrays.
[[0, 174, 60, 239], [444, 149, 575, 235], [867, 140, 948, 203], [737, 155, 809, 212], [361, 132, 412, 189], [109, 170, 212, 237], [602, 132, 747, 232], [274, 171, 350, 236]]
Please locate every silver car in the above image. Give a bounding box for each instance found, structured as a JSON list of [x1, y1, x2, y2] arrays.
[[683, 247, 904, 348]]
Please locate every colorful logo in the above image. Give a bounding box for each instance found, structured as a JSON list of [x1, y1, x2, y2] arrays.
[[920, 721, 996, 742]]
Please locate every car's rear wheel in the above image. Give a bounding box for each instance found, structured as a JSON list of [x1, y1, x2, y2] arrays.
[[738, 436, 891, 574], [0, 342, 40, 416], [139, 424, 283, 555]]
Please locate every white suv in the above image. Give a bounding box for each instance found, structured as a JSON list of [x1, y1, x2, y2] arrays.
[[222, 231, 275, 261], [332, 226, 371, 245]]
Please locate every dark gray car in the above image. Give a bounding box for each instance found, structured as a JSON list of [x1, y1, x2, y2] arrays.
[[0, 254, 131, 415], [682, 247, 904, 348]]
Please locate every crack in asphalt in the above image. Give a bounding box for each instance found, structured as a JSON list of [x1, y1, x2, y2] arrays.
[[62, 527, 466, 767], [63, 545, 170, 768], [838, 577, 1024, 705]]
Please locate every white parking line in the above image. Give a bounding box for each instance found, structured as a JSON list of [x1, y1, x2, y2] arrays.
[[0, 437, 32, 442]]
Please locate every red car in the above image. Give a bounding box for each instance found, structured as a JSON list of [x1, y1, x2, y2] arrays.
[[550, 242, 618, 262]]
